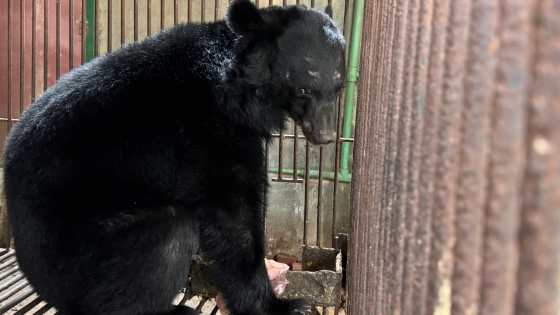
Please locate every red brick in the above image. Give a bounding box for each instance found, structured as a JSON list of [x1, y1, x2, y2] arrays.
[[275, 254, 297, 267]]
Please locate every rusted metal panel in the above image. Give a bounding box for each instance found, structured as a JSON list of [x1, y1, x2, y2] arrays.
[[59, 0, 71, 77], [349, 0, 560, 315], [23, 0, 33, 114], [46, 0, 58, 88], [0, 0, 84, 154], [35, 0, 46, 98], [479, 1, 532, 314], [515, 0, 560, 314], [10, 0, 22, 122], [0, 0, 9, 145], [421, 0, 454, 314], [72, 0, 83, 69], [448, 0, 498, 313], [346, 0, 390, 313]]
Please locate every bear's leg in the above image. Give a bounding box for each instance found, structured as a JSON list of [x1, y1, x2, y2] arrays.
[[71, 201, 199, 315], [198, 208, 311, 315]]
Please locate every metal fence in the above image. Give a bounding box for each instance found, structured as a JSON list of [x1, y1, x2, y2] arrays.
[[0, 0, 84, 150]]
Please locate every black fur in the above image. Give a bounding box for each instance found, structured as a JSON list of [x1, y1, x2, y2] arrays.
[[3, 1, 345, 314]]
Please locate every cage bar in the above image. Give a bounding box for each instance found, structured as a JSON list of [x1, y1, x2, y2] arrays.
[[108, 0, 113, 52]]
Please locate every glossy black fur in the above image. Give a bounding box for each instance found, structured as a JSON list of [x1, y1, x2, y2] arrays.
[[3, 1, 345, 314]]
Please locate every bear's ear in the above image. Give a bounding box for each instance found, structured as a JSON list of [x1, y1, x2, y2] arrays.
[[226, 0, 265, 37], [325, 4, 333, 18]]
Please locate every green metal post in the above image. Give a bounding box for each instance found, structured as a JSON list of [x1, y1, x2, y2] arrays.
[[340, 0, 365, 175], [85, 0, 96, 62]]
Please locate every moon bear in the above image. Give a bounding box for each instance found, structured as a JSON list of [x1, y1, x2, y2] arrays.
[[3, 1, 346, 314]]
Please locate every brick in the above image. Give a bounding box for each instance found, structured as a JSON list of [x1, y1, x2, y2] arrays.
[[275, 254, 297, 267]]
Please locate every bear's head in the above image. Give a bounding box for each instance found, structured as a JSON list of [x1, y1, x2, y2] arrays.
[[226, 0, 346, 145]]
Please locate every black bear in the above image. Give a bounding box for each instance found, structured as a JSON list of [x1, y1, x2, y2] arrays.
[[3, 0, 346, 314]]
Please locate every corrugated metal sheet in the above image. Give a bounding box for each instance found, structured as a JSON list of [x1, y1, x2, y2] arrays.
[[347, 0, 560, 315], [0, 0, 83, 154]]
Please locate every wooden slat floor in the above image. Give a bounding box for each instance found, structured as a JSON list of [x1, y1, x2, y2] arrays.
[[0, 249, 220, 315]]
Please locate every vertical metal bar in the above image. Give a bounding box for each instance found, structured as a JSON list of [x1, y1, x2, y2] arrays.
[[340, 0, 364, 175], [479, 1, 531, 311], [201, 0, 204, 23], [516, 2, 560, 314], [421, 2, 448, 313], [121, 0, 125, 45], [264, 143, 269, 222], [8, 0, 13, 132], [19, 0, 24, 114], [108, 0, 112, 52], [188, 0, 192, 22], [214, 0, 218, 22], [277, 132, 284, 180], [94, 0, 99, 56], [346, 1, 388, 313], [85, 0, 96, 62], [303, 141, 310, 246], [317, 146, 324, 247], [174, 0, 178, 25], [69, 0, 74, 70], [31, 0, 36, 102], [311, 0, 315, 8], [43, 0, 48, 90], [160, 0, 165, 30], [134, 0, 138, 42], [292, 125, 298, 180], [82, 0, 87, 63], [56, 0, 61, 79], [332, 94, 344, 244], [147, 0, 151, 36], [448, 1, 496, 314]]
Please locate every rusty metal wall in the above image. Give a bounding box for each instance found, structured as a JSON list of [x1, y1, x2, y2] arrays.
[[0, 0, 84, 248], [347, 0, 560, 315], [0, 0, 84, 154]]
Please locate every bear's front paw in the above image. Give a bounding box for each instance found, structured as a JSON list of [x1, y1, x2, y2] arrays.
[[271, 298, 312, 315]]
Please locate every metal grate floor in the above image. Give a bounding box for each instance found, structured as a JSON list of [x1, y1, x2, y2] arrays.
[[0, 249, 220, 315]]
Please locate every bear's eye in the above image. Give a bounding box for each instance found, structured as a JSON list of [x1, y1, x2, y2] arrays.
[[297, 88, 309, 96]]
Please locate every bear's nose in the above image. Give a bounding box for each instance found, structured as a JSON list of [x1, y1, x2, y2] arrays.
[[313, 132, 336, 145]]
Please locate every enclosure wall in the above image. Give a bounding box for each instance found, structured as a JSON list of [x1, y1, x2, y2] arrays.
[[347, 0, 560, 315]]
